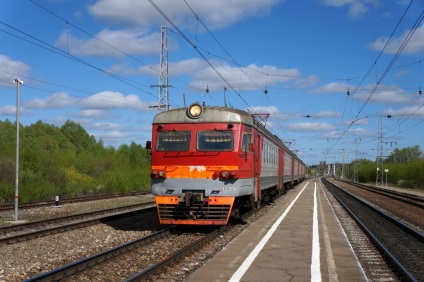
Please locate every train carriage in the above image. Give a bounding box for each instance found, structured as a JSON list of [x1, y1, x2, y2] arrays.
[[147, 103, 306, 225]]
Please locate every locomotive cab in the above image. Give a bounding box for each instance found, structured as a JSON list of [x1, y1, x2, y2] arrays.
[[149, 103, 246, 225]]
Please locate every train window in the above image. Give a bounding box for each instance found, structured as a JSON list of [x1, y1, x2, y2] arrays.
[[241, 133, 252, 152], [197, 131, 234, 151], [156, 131, 191, 151]]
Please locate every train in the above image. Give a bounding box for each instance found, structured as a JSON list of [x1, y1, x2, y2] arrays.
[[146, 103, 307, 225]]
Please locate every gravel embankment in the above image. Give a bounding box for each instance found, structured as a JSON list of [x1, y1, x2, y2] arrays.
[[0, 195, 156, 281]]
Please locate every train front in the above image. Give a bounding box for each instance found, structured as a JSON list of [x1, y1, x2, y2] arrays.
[[148, 103, 250, 225]]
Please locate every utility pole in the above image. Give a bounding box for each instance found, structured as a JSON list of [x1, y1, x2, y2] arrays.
[[341, 149, 345, 179], [354, 138, 359, 182], [376, 114, 384, 186], [13, 79, 23, 222], [150, 26, 170, 112]]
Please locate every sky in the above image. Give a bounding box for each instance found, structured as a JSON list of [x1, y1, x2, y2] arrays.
[[0, 0, 423, 167]]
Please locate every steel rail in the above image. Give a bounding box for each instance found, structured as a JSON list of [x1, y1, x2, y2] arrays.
[[335, 178, 424, 208], [0, 191, 150, 211], [322, 177, 423, 281], [23, 227, 173, 282], [0, 204, 156, 245], [125, 227, 223, 281]]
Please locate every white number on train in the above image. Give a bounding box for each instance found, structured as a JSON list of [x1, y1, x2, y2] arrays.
[[222, 186, 238, 192]]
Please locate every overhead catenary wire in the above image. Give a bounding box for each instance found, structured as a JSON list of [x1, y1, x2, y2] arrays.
[[323, 1, 423, 161], [28, 0, 205, 97], [148, 0, 253, 111], [0, 21, 157, 98], [184, 0, 265, 94], [0, 73, 158, 110], [183, 0, 296, 141]]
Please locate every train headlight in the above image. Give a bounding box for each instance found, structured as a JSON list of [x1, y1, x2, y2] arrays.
[[220, 170, 237, 179], [151, 169, 166, 178], [187, 103, 203, 119]]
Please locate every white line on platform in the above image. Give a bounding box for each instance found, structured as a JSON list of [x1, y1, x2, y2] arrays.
[[311, 182, 322, 281], [229, 182, 309, 282]]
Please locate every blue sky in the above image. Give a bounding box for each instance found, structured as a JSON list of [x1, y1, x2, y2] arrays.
[[0, 0, 423, 166]]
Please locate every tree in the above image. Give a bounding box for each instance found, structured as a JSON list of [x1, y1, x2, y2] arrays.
[[60, 120, 97, 152], [385, 146, 423, 164], [0, 118, 151, 203]]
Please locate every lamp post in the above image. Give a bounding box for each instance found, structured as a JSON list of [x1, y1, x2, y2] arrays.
[[13, 79, 23, 222]]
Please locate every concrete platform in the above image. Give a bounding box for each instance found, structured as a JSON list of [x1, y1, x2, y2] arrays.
[[187, 180, 367, 281]]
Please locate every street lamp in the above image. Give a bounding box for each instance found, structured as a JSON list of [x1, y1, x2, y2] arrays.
[[13, 78, 23, 222], [385, 169, 389, 187], [376, 167, 379, 186]]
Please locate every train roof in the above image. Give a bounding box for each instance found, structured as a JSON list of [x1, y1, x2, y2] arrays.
[[153, 105, 305, 164], [153, 106, 254, 125]]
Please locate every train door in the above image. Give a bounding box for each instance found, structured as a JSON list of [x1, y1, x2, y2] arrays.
[[253, 133, 262, 208]]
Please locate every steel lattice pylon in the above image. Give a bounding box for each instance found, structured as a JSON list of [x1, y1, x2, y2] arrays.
[[376, 114, 384, 186], [158, 26, 169, 112]]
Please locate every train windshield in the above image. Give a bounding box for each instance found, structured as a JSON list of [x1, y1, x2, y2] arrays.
[[197, 131, 234, 151], [156, 131, 191, 151]]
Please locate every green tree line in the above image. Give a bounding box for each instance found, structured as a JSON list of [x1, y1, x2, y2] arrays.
[[347, 146, 424, 189], [0, 119, 151, 203]]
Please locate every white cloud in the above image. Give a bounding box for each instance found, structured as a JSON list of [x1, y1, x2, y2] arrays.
[[369, 25, 424, 55], [322, 130, 345, 139], [314, 111, 342, 118], [0, 55, 30, 87], [110, 58, 207, 77], [384, 105, 424, 117], [25, 92, 77, 109], [80, 91, 149, 110], [322, 0, 380, 18], [93, 122, 124, 130], [286, 122, 335, 132], [78, 109, 109, 118], [248, 105, 281, 115], [55, 29, 160, 57], [0, 105, 16, 116], [88, 0, 280, 30], [354, 85, 413, 104], [312, 82, 349, 94], [343, 116, 369, 125], [97, 131, 130, 140], [347, 127, 375, 137], [190, 62, 302, 91]]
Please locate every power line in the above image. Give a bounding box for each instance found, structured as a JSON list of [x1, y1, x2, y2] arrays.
[[28, 0, 204, 98], [0, 73, 157, 110], [148, 0, 253, 111], [184, 0, 264, 93], [323, 2, 423, 160]]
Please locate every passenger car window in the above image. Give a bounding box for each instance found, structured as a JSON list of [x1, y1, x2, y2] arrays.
[[197, 131, 234, 151], [156, 131, 190, 151]]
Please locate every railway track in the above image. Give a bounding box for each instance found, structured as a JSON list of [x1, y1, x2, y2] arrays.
[[24, 226, 223, 281], [322, 177, 424, 281], [329, 178, 424, 232], [335, 178, 424, 208], [0, 192, 149, 212], [0, 201, 155, 245]]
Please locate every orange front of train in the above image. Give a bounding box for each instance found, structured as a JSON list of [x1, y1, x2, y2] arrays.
[[148, 103, 257, 225]]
